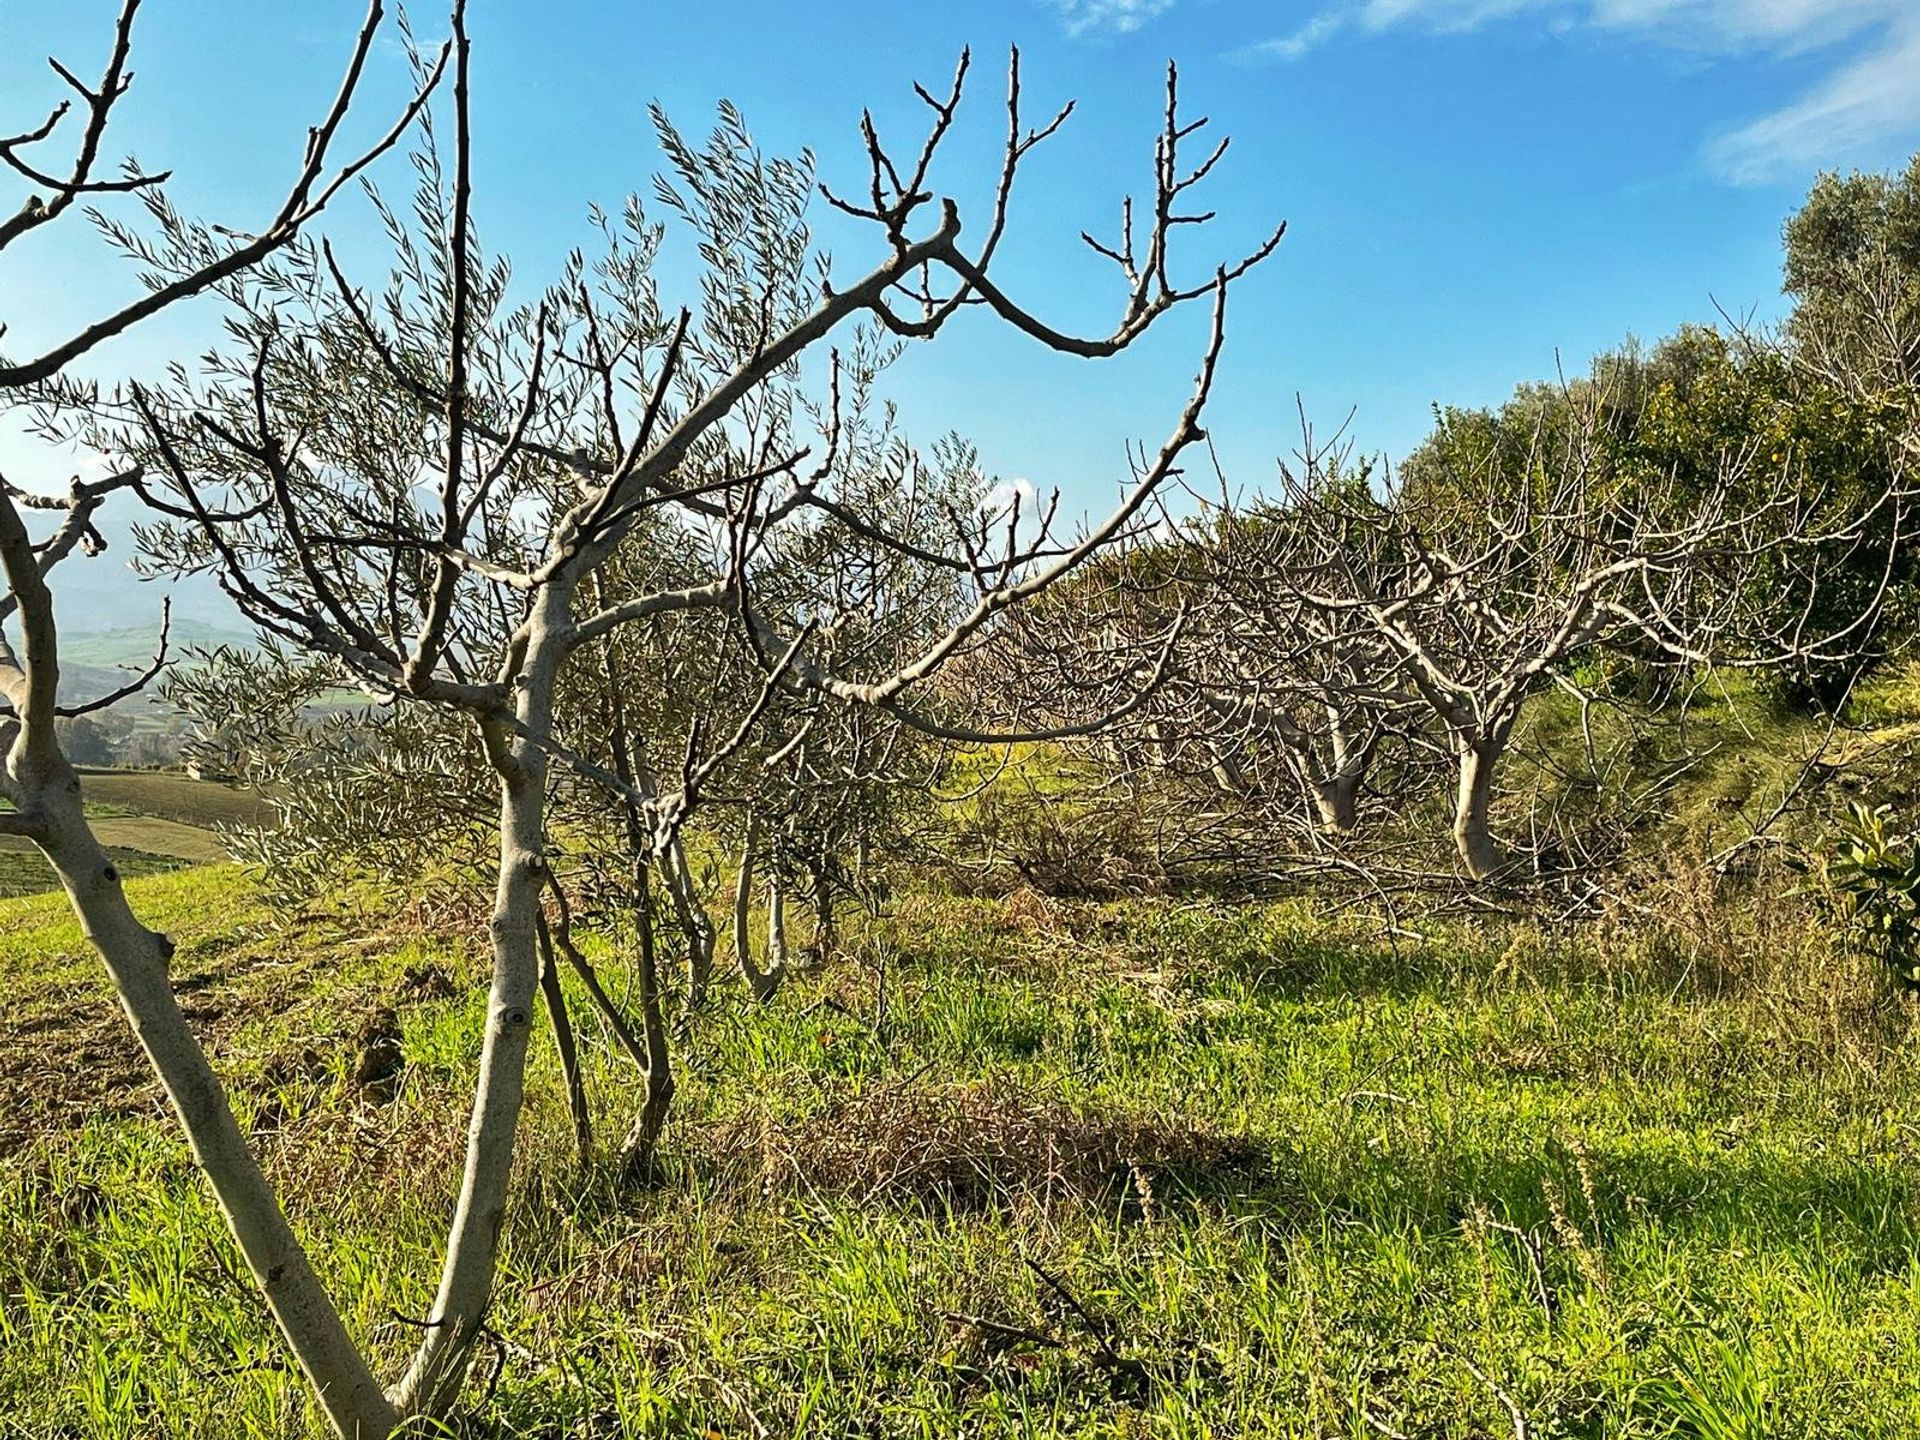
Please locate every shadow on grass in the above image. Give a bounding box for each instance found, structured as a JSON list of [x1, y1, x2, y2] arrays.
[[1276, 1131, 1920, 1286]]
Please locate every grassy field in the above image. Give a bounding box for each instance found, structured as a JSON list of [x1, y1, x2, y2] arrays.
[[0, 770, 259, 900], [0, 844, 190, 900], [4, 863, 1919, 1437], [74, 770, 272, 831]]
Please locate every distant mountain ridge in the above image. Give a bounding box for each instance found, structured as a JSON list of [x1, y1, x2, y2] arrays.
[[43, 500, 246, 636]]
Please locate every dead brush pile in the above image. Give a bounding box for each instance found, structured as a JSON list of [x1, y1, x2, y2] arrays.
[[704, 1075, 1264, 1212]]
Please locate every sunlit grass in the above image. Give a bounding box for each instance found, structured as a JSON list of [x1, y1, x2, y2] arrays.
[[5, 865, 1920, 1435]]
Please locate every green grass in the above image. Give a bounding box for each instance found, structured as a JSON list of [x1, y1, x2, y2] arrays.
[[0, 770, 258, 899], [4, 865, 1920, 1436], [0, 845, 188, 899]]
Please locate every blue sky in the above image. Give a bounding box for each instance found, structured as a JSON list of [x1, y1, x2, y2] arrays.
[[3, 0, 1919, 629]]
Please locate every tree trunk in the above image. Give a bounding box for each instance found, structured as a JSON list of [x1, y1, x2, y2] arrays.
[[1309, 774, 1360, 833], [807, 857, 837, 959], [388, 593, 566, 1419], [661, 833, 715, 1009], [28, 761, 396, 1439], [766, 867, 789, 978], [734, 815, 784, 1003], [535, 913, 591, 1173], [1209, 753, 1249, 795], [1303, 704, 1372, 834], [1452, 739, 1502, 882], [615, 865, 675, 1185]]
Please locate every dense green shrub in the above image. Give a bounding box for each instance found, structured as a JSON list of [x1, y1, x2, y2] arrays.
[[1805, 801, 1920, 987]]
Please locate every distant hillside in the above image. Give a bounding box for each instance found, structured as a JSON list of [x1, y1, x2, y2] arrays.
[[40, 500, 239, 635], [60, 619, 256, 671], [55, 620, 256, 725]]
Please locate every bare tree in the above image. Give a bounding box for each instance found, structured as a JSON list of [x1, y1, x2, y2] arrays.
[[0, 5, 440, 1437], [968, 432, 1439, 894], [47, 19, 1283, 1420], [1162, 445, 1434, 840], [1282, 385, 1882, 883]]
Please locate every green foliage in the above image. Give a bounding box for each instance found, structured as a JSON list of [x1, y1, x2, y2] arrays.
[[1784, 154, 1920, 390], [1395, 149, 1920, 706], [1635, 1323, 1772, 1440], [1398, 320, 1912, 706], [1624, 330, 1914, 701], [1805, 802, 1920, 988], [54, 716, 116, 767]]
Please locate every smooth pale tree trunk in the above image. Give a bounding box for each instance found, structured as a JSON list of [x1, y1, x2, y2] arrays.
[[1452, 738, 1503, 883], [1304, 703, 1377, 835], [733, 816, 785, 1003], [1309, 772, 1361, 834], [24, 758, 397, 1438], [388, 588, 569, 1419], [766, 867, 790, 975]]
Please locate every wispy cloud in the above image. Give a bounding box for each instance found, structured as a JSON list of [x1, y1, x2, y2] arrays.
[[1587, 0, 1895, 52], [1231, 1, 1574, 67], [1235, 12, 1348, 62], [1053, 0, 1178, 39], [1234, 0, 1920, 183], [1705, 15, 1920, 182]]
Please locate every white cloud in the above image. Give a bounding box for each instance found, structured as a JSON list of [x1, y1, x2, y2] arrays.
[[1358, 0, 1563, 31], [1253, 0, 1906, 54], [980, 474, 1039, 520], [1706, 15, 1920, 182], [1233, 12, 1349, 62], [1589, 0, 1893, 51], [1235, 0, 1920, 183], [1054, 0, 1178, 38], [1234, 0, 1552, 60]]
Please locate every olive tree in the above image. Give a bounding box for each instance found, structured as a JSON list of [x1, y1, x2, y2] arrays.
[[47, 15, 1283, 1424], [1782, 154, 1920, 460], [0, 4, 443, 1436]]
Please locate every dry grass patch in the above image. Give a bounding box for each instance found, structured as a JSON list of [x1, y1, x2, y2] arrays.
[[704, 1075, 1265, 1212]]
